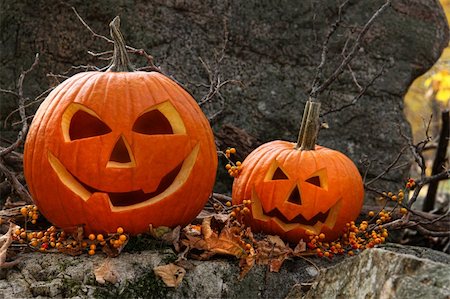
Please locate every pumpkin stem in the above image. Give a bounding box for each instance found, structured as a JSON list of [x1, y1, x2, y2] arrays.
[[295, 100, 321, 150], [108, 16, 134, 72]]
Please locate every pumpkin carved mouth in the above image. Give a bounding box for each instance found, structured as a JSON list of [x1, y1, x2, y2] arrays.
[[74, 163, 183, 207], [47, 144, 199, 211], [251, 189, 341, 234]]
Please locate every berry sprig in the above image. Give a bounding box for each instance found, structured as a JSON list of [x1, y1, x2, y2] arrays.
[[11, 224, 128, 256], [219, 147, 242, 178], [229, 199, 251, 219], [19, 205, 40, 225], [306, 219, 390, 259]]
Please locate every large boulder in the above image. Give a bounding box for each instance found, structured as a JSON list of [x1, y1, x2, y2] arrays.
[[0, 0, 448, 197], [0, 244, 448, 298], [305, 244, 450, 299]]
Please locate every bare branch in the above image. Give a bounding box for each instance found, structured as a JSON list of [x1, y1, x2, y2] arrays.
[[321, 65, 385, 117], [311, 0, 391, 98], [72, 7, 159, 71], [0, 53, 39, 158], [311, 0, 350, 95]]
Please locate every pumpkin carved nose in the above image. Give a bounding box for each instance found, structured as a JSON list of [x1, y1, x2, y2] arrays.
[[287, 186, 302, 205], [107, 135, 135, 168]]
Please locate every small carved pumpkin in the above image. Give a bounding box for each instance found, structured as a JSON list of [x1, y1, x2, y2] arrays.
[[23, 18, 217, 235], [232, 102, 364, 243]]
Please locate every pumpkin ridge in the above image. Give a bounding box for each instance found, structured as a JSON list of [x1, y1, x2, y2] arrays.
[[26, 73, 96, 224]]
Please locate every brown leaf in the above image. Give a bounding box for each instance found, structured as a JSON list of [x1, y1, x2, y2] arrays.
[[161, 226, 181, 252], [266, 235, 286, 247], [149, 225, 181, 251], [154, 263, 186, 288], [183, 224, 202, 237], [254, 236, 293, 272], [149, 225, 173, 239], [239, 247, 255, 279], [0, 223, 17, 268], [94, 259, 119, 284], [293, 240, 307, 256], [201, 217, 214, 239], [269, 259, 284, 272]]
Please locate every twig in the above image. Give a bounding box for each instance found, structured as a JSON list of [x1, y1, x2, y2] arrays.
[[0, 157, 32, 204], [365, 145, 408, 186], [0, 53, 40, 157], [311, 0, 391, 98], [321, 65, 385, 117], [72, 7, 159, 71], [310, 0, 350, 96]]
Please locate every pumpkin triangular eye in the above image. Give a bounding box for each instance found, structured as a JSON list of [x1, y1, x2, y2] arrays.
[[132, 110, 173, 135], [272, 167, 289, 180], [69, 110, 111, 140], [306, 175, 321, 187]]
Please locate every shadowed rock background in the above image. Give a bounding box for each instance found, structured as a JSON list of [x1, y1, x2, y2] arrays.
[[0, 0, 448, 199]]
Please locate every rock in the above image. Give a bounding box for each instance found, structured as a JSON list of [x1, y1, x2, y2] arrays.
[[305, 243, 450, 299], [0, 244, 448, 298], [0, 1, 448, 198]]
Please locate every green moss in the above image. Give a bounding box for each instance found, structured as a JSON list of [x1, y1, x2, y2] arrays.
[[94, 270, 170, 299], [60, 278, 83, 298], [124, 235, 172, 253]]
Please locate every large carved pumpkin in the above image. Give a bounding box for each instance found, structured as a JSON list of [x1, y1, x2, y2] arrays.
[[232, 102, 363, 243], [23, 18, 217, 235]]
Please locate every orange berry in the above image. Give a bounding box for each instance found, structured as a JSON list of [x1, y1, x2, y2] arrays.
[[90, 244, 96, 250], [88, 234, 96, 241], [230, 148, 236, 154], [225, 164, 232, 170], [96, 234, 104, 242], [20, 207, 27, 216], [400, 208, 408, 214], [236, 161, 242, 166], [225, 201, 232, 207], [119, 234, 127, 242], [117, 227, 124, 234], [319, 233, 325, 239], [368, 211, 375, 217], [88, 249, 95, 256]]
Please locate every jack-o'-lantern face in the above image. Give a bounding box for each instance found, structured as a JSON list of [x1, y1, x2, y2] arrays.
[[232, 140, 363, 243], [24, 71, 218, 235]]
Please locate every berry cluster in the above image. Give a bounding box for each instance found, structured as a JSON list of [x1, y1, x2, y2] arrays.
[[19, 205, 39, 224], [11, 222, 128, 256], [306, 219, 389, 258], [86, 227, 127, 255], [229, 199, 251, 218], [223, 147, 242, 177], [405, 178, 416, 189]]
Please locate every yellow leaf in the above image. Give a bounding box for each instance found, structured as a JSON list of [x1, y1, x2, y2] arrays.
[[153, 263, 186, 288], [436, 89, 450, 103]]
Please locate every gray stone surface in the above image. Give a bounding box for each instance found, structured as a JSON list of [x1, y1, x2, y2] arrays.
[[0, 244, 448, 298], [0, 1, 448, 197], [305, 244, 450, 299]]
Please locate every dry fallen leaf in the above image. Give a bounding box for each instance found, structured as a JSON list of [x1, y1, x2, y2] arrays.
[[255, 236, 293, 272], [0, 223, 21, 268], [293, 239, 307, 256], [94, 259, 119, 284], [266, 235, 286, 247], [154, 263, 186, 288], [149, 225, 173, 239], [149, 225, 181, 251]]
